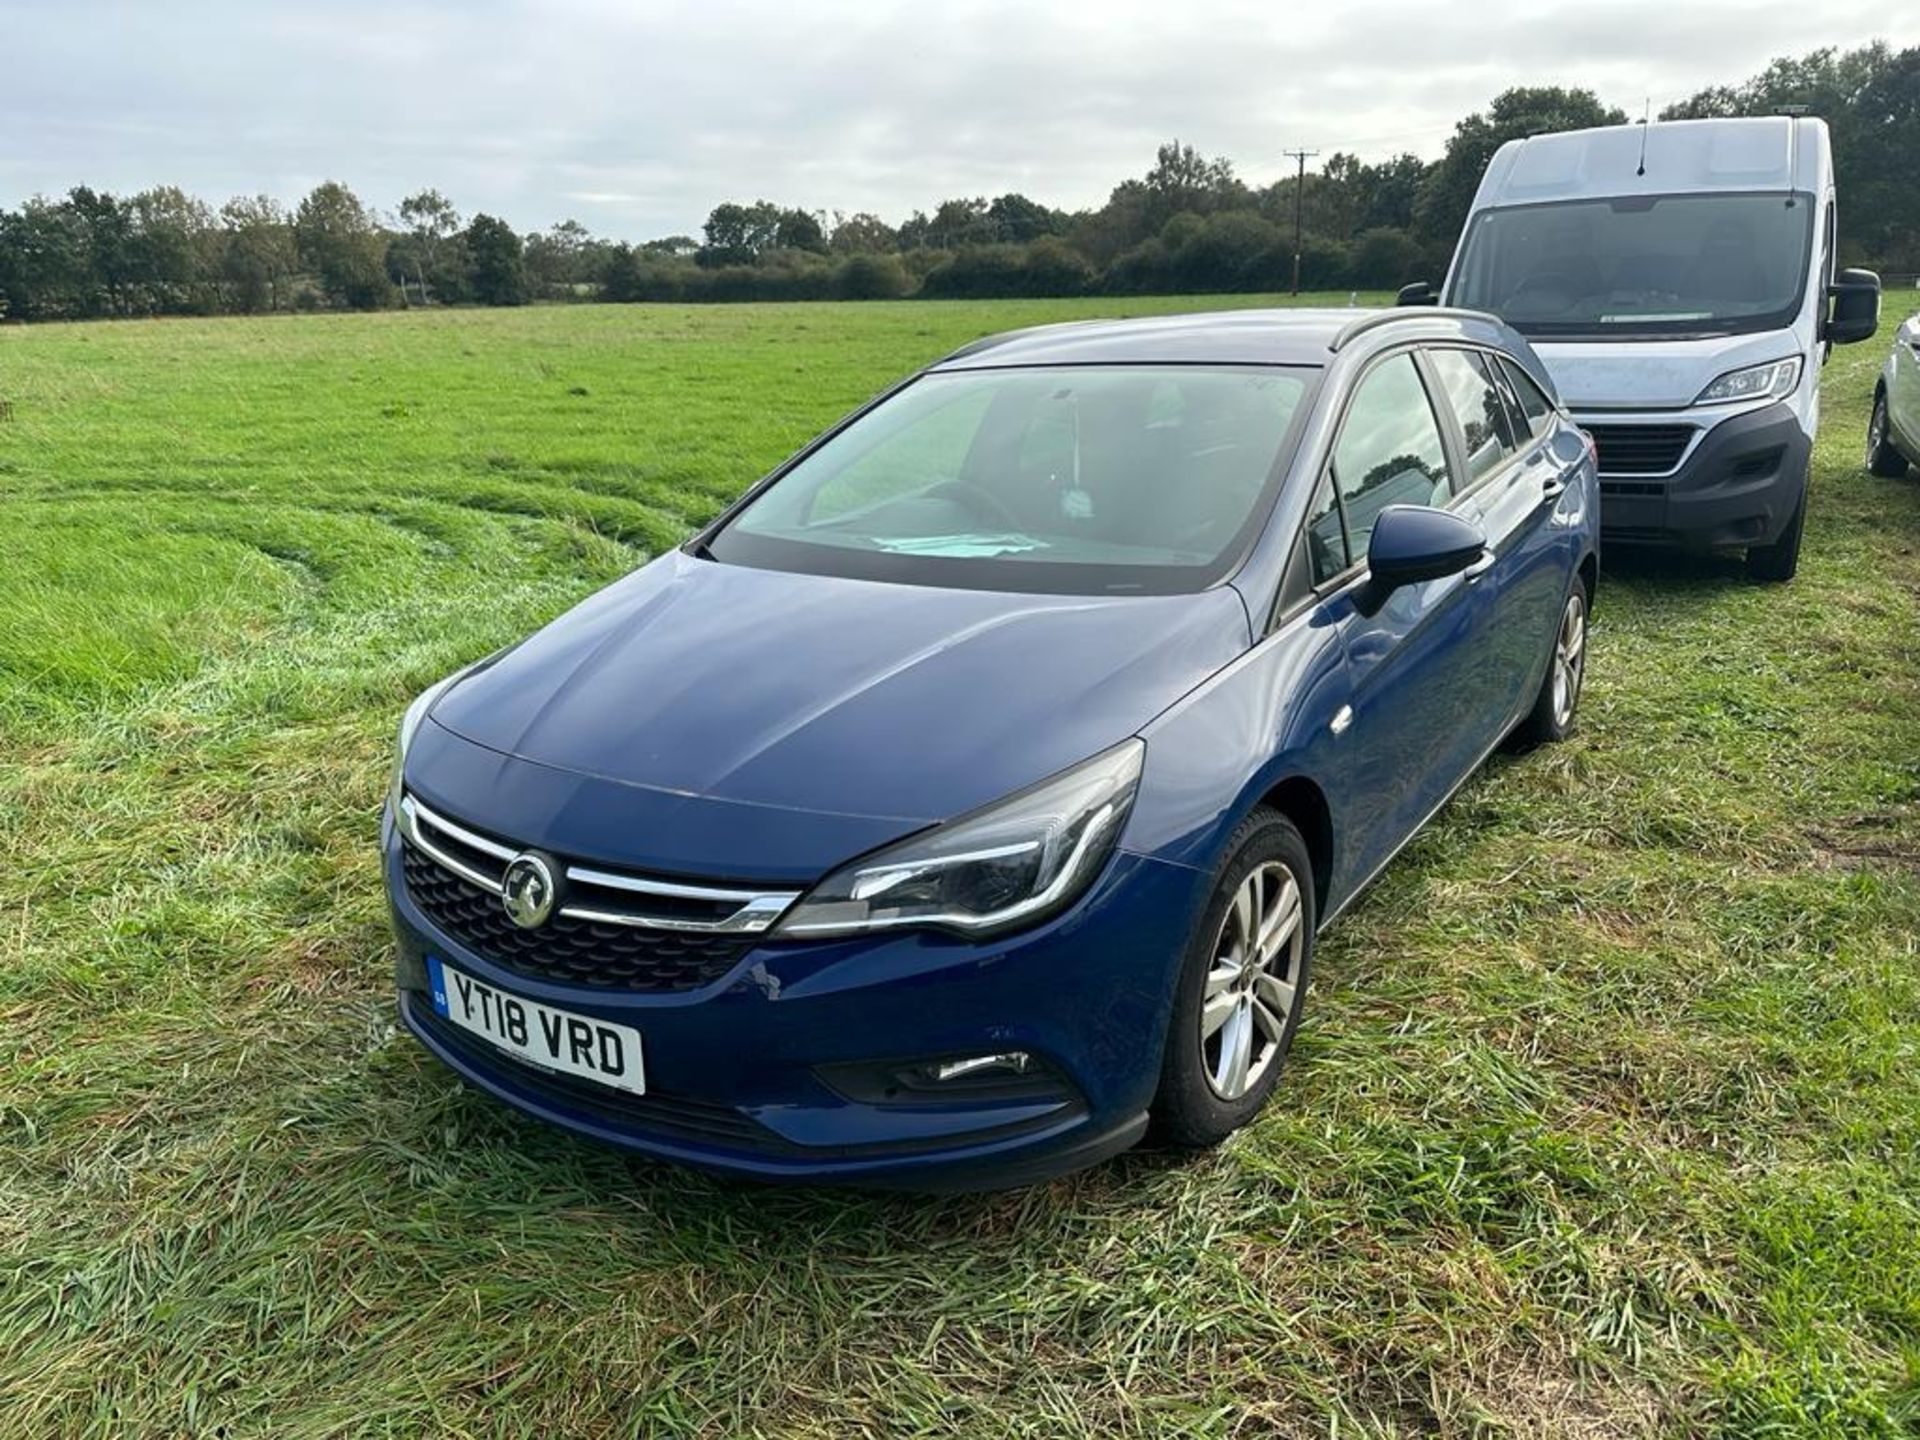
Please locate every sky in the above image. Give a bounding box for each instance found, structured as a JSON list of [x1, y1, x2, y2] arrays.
[[4, 0, 1912, 241]]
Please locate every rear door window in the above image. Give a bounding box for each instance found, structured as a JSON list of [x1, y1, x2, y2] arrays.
[[1425, 348, 1525, 485]]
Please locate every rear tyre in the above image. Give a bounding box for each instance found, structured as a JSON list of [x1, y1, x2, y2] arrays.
[[1868, 390, 1910, 478], [1746, 481, 1806, 583], [1149, 810, 1314, 1151], [1510, 578, 1589, 750]]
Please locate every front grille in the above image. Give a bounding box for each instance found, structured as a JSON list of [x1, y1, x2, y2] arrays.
[[396, 794, 799, 992], [1587, 424, 1693, 476], [402, 846, 752, 991]]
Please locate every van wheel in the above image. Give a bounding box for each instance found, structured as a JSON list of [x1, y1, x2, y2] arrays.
[[1746, 482, 1806, 583], [1868, 391, 1910, 477], [1149, 810, 1314, 1151]]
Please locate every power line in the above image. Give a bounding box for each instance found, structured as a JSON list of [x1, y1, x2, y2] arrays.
[[1283, 149, 1319, 297]]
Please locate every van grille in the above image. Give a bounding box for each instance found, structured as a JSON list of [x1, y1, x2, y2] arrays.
[[1587, 423, 1693, 476]]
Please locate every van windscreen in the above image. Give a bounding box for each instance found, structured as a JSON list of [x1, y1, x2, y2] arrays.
[[1451, 191, 1816, 338]]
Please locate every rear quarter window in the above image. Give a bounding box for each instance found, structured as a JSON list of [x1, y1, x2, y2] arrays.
[[1500, 358, 1558, 437]]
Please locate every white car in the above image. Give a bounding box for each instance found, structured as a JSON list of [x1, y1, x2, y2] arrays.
[[1868, 311, 1920, 478]]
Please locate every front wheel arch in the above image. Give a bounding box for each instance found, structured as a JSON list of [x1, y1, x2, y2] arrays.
[[1256, 774, 1334, 920]]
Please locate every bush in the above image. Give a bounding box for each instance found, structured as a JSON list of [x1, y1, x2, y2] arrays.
[[915, 240, 1092, 300], [1103, 238, 1173, 294], [1247, 235, 1353, 292], [918, 245, 1028, 299], [899, 247, 950, 285], [1348, 227, 1424, 289], [834, 253, 909, 300], [1171, 211, 1278, 292], [1019, 237, 1092, 297]]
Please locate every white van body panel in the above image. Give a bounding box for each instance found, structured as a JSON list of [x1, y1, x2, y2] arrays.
[[1443, 117, 1834, 551], [1542, 331, 1803, 410]]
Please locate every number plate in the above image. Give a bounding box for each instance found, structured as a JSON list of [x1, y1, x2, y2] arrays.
[[428, 956, 645, 1095]]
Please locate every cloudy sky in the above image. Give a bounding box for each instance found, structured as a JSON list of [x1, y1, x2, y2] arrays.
[[5, 0, 1911, 240]]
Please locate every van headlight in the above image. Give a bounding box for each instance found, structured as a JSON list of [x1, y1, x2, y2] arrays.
[[776, 741, 1144, 940], [1695, 357, 1802, 406]]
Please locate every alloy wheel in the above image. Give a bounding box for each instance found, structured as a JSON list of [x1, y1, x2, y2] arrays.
[[1551, 591, 1587, 729], [1200, 861, 1305, 1100], [1869, 396, 1888, 464]]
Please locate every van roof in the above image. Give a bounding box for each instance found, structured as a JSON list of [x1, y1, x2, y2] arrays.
[[1472, 116, 1831, 210]]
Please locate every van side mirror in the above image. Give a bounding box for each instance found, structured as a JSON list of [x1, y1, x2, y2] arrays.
[[1362, 505, 1487, 610], [1825, 267, 1881, 346], [1396, 281, 1438, 307]]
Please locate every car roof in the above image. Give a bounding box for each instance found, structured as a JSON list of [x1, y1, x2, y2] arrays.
[[931, 307, 1515, 370]]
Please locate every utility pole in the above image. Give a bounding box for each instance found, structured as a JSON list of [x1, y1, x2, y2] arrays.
[[1284, 148, 1319, 296]]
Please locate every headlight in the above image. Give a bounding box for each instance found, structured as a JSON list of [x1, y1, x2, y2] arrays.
[[1695, 357, 1802, 406], [775, 741, 1144, 940], [387, 661, 486, 812]]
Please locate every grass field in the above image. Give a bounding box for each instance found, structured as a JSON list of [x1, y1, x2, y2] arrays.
[[2, 294, 1918, 1438]]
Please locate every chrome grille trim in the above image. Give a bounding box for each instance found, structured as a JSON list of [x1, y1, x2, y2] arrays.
[[402, 798, 507, 895], [399, 794, 800, 935], [566, 863, 783, 905], [411, 801, 518, 864]]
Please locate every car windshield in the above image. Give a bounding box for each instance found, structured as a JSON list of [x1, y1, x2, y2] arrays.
[[707, 364, 1315, 594], [1451, 191, 1815, 338]]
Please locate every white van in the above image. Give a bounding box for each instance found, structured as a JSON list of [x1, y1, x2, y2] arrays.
[[1410, 116, 1880, 580]]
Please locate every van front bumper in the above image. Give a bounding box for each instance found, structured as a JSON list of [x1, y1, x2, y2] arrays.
[[1584, 401, 1811, 550]]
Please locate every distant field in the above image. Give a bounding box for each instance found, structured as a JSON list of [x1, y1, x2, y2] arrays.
[[2, 296, 1918, 1437]]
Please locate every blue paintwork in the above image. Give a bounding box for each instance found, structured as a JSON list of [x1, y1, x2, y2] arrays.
[[387, 306, 1600, 1188], [1364, 504, 1487, 586], [427, 551, 1250, 858]]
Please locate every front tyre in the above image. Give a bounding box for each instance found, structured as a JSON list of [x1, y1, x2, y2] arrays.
[[1868, 390, 1910, 478], [1746, 481, 1806, 583], [1510, 579, 1589, 749], [1150, 810, 1314, 1150]]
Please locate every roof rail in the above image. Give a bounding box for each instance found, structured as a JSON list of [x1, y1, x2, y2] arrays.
[[1327, 306, 1498, 353]]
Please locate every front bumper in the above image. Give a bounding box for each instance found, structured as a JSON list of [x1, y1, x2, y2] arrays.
[[385, 823, 1205, 1189], [1587, 400, 1811, 550]]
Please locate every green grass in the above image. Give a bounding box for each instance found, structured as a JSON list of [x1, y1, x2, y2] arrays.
[[2, 295, 1917, 1437]]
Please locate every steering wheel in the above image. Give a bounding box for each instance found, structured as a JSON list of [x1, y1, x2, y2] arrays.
[[927, 479, 1023, 530], [1507, 272, 1584, 315]]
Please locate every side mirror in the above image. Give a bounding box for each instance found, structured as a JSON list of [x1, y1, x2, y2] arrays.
[[1825, 267, 1881, 346], [1363, 505, 1487, 606], [1396, 281, 1438, 307]]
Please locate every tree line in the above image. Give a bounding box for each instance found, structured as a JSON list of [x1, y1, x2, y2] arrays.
[[1, 40, 1912, 322]]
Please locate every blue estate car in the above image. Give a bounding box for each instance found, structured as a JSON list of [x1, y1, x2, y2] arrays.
[[384, 307, 1599, 1188]]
